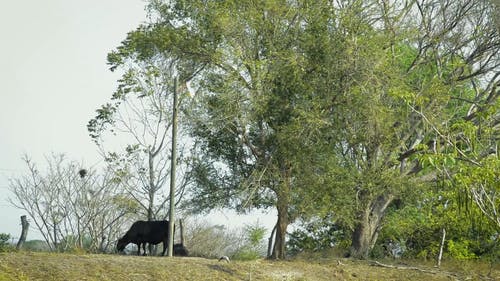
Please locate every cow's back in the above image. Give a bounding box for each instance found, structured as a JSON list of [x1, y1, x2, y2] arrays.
[[147, 220, 170, 243], [127, 220, 169, 244]]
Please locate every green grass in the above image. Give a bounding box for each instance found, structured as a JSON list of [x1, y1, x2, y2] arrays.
[[0, 251, 498, 281]]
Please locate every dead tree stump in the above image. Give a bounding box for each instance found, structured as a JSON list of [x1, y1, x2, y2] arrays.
[[16, 215, 29, 250]]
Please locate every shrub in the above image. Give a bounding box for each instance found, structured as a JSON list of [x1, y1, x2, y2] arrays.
[[447, 239, 478, 260], [22, 240, 51, 252], [0, 233, 13, 252], [184, 218, 242, 258], [232, 246, 262, 261]]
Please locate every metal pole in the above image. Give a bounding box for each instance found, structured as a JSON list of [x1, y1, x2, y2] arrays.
[[168, 77, 178, 257]]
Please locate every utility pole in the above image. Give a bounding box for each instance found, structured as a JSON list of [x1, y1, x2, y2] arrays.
[[168, 76, 178, 257]]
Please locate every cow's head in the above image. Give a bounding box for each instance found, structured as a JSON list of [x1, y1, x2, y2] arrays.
[[116, 237, 127, 252]]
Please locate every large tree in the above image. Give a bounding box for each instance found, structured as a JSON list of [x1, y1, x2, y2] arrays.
[[181, 1, 312, 259], [308, 0, 500, 258]]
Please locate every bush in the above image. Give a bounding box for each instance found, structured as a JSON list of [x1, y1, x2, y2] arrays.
[[184, 218, 242, 258], [447, 239, 478, 260], [379, 192, 499, 260], [182, 218, 268, 260], [22, 240, 51, 252], [0, 233, 13, 252]]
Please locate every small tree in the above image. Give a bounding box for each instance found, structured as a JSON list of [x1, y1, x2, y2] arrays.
[[232, 223, 267, 261]]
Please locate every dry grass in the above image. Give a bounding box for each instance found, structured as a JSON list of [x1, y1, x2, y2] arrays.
[[0, 251, 498, 281]]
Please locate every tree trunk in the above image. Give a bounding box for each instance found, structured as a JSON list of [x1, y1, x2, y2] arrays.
[[269, 164, 292, 260], [16, 215, 29, 250], [99, 235, 107, 253], [350, 194, 394, 259], [53, 223, 58, 251], [270, 197, 289, 259]]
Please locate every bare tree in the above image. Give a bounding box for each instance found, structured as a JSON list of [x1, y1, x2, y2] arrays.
[[8, 154, 136, 252], [88, 58, 192, 223]]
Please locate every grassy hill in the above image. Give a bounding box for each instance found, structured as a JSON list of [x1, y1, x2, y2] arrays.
[[0, 252, 498, 281]]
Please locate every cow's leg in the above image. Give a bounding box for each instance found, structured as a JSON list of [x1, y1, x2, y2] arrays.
[[142, 243, 147, 256], [136, 243, 141, 256], [161, 242, 167, 256]]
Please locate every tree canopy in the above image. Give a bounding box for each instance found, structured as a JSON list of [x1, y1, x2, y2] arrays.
[[99, 0, 499, 259]]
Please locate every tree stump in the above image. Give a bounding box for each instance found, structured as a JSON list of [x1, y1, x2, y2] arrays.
[[16, 215, 29, 250]]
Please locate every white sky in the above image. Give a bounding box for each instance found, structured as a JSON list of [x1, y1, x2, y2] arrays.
[[0, 0, 276, 241]]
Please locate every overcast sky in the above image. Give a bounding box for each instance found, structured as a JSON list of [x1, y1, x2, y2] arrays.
[[0, 0, 145, 239], [0, 0, 276, 241]]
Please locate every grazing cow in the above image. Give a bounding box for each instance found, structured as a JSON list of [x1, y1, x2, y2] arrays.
[[117, 220, 174, 256]]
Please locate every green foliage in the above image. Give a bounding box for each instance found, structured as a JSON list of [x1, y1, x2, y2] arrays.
[[447, 239, 478, 260], [245, 224, 266, 247], [231, 248, 261, 261], [232, 223, 267, 261], [287, 216, 350, 256], [452, 156, 500, 229], [87, 103, 117, 142], [379, 185, 499, 260]]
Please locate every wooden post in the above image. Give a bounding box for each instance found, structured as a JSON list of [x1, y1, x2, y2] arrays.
[[168, 76, 178, 257], [437, 228, 446, 267], [16, 215, 29, 250]]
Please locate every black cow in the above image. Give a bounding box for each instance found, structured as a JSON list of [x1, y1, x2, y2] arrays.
[[117, 220, 174, 256]]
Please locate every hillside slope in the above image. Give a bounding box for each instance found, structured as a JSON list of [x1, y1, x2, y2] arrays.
[[0, 252, 497, 280]]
